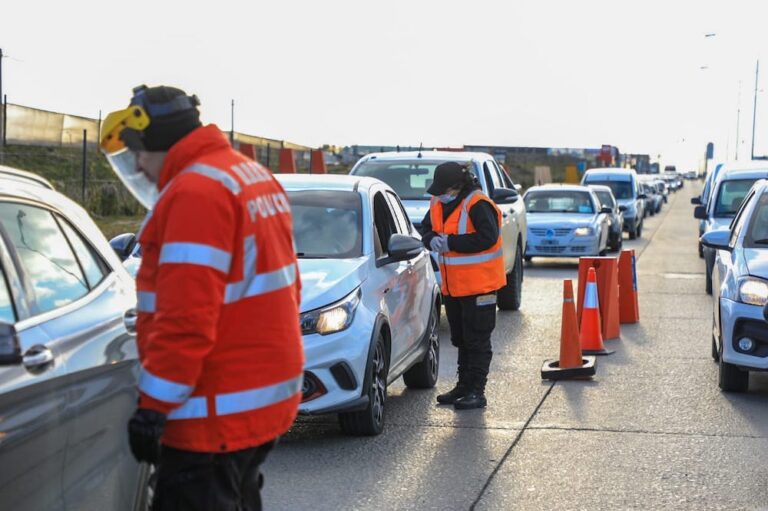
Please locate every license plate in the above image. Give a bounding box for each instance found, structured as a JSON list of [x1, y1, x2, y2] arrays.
[[541, 239, 559, 246]]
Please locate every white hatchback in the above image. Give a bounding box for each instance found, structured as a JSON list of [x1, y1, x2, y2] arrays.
[[278, 175, 441, 436]]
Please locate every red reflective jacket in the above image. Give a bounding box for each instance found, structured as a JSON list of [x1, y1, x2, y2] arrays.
[[136, 125, 304, 453]]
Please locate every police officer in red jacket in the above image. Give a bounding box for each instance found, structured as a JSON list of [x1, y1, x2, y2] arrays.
[[100, 85, 304, 510]]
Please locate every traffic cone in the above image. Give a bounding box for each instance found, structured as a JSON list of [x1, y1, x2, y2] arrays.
[[542, 280, 597, 380], [580, 268, 614, 356], [618, 249, 640, 323], [310, 149, 327, 174], [278, 148, 297, 174]]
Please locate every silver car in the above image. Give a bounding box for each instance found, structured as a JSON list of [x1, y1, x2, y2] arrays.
[[0, 168, 143, 510]]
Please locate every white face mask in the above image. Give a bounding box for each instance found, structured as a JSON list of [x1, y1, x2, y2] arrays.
[[437, 192, 458, 204]]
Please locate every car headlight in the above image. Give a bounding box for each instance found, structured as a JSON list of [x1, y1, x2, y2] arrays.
[[574, 227, 594, 236], [738, 277, 768, 306], [300, 288, 361, 335]]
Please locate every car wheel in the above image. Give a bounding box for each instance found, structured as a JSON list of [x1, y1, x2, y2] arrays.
[[403, 303, 440, 389], [636, 221, 643, 239], [718, 342, 749, 392], [614, 233, 623, 252], [711, 334, 719, 362], [698, 242, 704, 258], [339, 332, 388, 436], [498, 245, 523, 311], [705, 257, 713, 295]]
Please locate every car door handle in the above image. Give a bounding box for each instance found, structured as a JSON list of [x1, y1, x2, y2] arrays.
[[124, 308, 137, 334], [23, 345, 54, 369]]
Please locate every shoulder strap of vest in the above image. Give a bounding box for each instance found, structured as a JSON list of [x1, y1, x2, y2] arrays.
[[457, 190, 483, 235]]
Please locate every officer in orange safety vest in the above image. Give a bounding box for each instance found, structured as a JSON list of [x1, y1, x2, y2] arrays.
[[100, 85, 304, 511], [420, 162, 505, 410]]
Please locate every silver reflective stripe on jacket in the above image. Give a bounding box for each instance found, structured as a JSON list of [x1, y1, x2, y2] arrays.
[[457, 190, 483, 235], [168, 397, 208, 420], [215, 375, 303, 416], [442, 248, 504, 266], [224, 262, 297, 304], [183, 163, 242, 195], [139, 367, 194, 404], [137, 291, 157, 313], [159, 242, 232, 273]]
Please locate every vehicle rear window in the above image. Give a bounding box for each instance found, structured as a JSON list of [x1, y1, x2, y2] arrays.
[[353, 160, 470, 200], [714, 179, 759, 217], [524, 191, 595, 214], [584, 179, 633, 200]]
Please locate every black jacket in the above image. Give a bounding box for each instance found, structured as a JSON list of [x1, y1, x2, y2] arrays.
[[420, 187, 500, 253]]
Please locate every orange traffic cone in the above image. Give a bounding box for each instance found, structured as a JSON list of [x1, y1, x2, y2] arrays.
[[542, 280, 597, 380], [278, 148, 297, 174], [580, 268, 614, 356], [618, 249, 640, 324], [310, 149, 327, 174]]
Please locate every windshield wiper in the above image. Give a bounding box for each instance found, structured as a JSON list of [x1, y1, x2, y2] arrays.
[[752, 239, 768, 245], [296, 253, 331, 259]]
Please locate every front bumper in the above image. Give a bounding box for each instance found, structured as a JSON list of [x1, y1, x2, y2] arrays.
[[298, 306, 377, 414], [719, 298, 768, 370], [525, 233, 601, 257]]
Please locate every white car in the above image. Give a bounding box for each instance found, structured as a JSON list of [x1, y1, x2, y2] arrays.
[[278, 175, 441, 435], [349, 151, 527, 311], [703, 179, 768, 392]]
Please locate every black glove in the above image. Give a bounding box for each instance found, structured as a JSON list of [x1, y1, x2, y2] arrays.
[[127, 408, 167, 464]]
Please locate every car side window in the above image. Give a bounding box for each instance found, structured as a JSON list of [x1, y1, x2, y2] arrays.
[[385, 191, 411, 235], [0, 202, 89, 315], [730, 192, 754, 246], [372, 192, 398, 257], [497, 163, 515, 188], [57, 217, 110, 289], [0, 263, 16, 324], [484, 162, 502, 193]]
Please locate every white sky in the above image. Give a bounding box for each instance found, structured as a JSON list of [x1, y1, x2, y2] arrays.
[[4, 0, 768, 169]]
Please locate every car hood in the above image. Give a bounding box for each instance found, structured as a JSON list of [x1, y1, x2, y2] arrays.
[[298, 257, 368, 313], [527, 213, 597, 228], [743, 249, 768, 280], [401, 199, 431, 226]]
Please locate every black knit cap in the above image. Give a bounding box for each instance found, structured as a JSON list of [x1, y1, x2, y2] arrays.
[[427, 161, 469, 195], [123, 85, 202, 151]]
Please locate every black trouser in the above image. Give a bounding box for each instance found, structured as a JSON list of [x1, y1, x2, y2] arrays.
[[152, 440, 275, 511], [443, 292, 497, 392]]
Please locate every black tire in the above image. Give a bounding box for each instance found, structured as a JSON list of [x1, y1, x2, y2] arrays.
[[698, 242, 704, 258], [339, 333, 388, 436], [498, 245, 523, 311], [705, 256, 713, 295], [636, 221, 643, 239], [718, 342, 749, 392], [403, 303, 440, 389], [614, 233, 623, 252], [711, 335, 719, 362]]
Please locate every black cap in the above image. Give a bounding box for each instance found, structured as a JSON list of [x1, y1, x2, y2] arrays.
[[122, 85, 202, 151], [427, 161, 469, 195]]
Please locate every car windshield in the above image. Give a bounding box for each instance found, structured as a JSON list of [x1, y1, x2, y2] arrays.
[[288, 190, 363, 258], [714, 179, 759, 218], [584, 179, 633, 200], [594, 191, 615, 209], [525, 190, 595, 214], [353, 160, 470, 200]]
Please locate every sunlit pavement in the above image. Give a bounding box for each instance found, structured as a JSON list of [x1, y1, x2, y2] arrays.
[[263, 183, 768, 511]]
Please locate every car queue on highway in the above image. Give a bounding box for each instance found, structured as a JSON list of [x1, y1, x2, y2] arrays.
[[0, 144, 728, 510]]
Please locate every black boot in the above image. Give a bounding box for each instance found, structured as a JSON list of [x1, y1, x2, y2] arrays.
[[454, 390, 487, 410], [436, 383, 468, 404]]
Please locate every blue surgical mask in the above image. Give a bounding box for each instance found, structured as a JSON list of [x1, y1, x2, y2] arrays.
[[437, 192, 457, 204]]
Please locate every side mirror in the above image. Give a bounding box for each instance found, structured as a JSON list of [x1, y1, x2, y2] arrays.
[[700, 229, 731, 251], [492, 187, 519, 204], [600, 206, 613, 214], [638, 193, 648, 200], [513, 183, 523, 193], [0, 322, 21, 365], [618, 205, 628, 212], [693, 205, 707, 220], [110, 233, 138, 262], [691, 197, 702, 205], [381, 234, 424, 265]]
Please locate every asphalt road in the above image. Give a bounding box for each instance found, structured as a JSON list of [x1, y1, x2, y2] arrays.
[[263, 183, 768, 511]]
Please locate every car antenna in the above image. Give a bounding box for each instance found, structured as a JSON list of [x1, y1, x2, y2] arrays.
[[417, 142, 423, 158]]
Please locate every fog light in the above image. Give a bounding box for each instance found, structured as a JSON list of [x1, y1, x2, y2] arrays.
[[738, 337, 756, 353]]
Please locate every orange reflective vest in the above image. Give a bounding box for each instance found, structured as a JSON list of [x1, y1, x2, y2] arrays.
[[136, 124, 304, 453], [430, 190, 505, 297]]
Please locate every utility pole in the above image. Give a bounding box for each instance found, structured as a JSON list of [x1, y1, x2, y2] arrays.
[[751, 60, 760, 160]]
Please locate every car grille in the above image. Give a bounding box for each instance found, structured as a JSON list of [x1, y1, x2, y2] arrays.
[[533, 245, 567, 254], [530, 228, 572, 237], [570, 246, 587, 253]]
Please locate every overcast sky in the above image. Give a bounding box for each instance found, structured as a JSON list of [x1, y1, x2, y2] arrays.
[[4, 0, 768, 169]]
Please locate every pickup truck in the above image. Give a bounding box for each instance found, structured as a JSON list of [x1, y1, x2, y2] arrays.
[[349, 151, 527, 310]]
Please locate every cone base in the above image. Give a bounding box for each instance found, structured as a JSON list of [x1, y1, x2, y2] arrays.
[[582, 347, 614, 356], [541, 357, 597, 380], [620, 319, 639, 325]]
